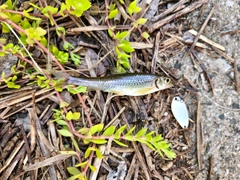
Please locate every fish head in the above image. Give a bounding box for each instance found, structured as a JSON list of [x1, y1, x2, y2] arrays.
[[155, 76, 173, 90]]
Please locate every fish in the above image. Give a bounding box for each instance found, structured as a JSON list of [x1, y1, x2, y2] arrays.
[[67, 73, 173, 96]]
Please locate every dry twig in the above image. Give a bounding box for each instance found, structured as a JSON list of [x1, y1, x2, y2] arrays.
[[181, 5, 216, 61], [196, 95, 202, 170], [234, 57, 240, 95], [148, 0, 208, 33]]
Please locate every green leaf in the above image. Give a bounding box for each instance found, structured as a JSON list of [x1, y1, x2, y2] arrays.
[[78, 127, 89, 134], [60, 100, 69, 108], [116, 65, 126, 73], [72, 112, 80, 120], [60, 3, 67, 16], [144, 141, 155, 150], [76, 161, 88, 167], [153, 134, 163, 142], [119, 58, 130, 69], [67, 85, 80, 94], [40, 37, 47, 47], [135, 128, 147, 137], [103, 126, 116, 136], [83, 139, 90, 144], [67, 167, 81, 175], [85, 147, 95, 158], [1, 71, 5, 79], [141, 32, 149, 39], [23, 10, 41, 21], [124, 135, 134, 141], [95, 148, 103, 159], [118, 0, 124, 4], [37, 75, 47, 80], [7, 81, 20, 89], [1, 23, 10, 33], [66, 0, 91, 17], [54, 119, 68, 126], [114, 139, 128, 147], [89, 164, 97, 172], [12, 14, 22, 23], [56, 27, 66, 37], [162, 148, 176, 159], [114, 125, 126, 139], [70, 53, 81, 66], [66, 111, 73, 120], [109, 4, 116, 11], [29, 3, 41, 10], [126, 126, 136, 136], [135, 137, 146, 143], [90, 139, 107, 144], [137, 18, 147, 25], [0, 52, 5, 56], [117, 52, 130, 59], [71, 138, 80, 151], [158, 141, 170, 149], [0, 11, 10, 19], [42, 6, 58, 25], [114, 31, 130, 40], [63, 42, 74, 50], [50, 45, 59, 55], [118, 40, 134, 53], [58, 129, 72, 137], [145, 134, 153, 142], [108, 9, 118, 19], [89, 124, 104, 135], [35, 27, 46, 36], [127, 0, 141, 15], [12, 75, 17, 82], [75, 86, 87, 94], [108, 29, 113, 37], [5, 0, 13, 10]]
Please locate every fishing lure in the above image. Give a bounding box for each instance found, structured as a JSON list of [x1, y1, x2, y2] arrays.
[[171, 96, 189, 128], [67, 73, 173, 96]]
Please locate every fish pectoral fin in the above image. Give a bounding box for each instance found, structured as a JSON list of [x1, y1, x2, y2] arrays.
[[133, 87, 157, 96], [113, 92, 124, 96]]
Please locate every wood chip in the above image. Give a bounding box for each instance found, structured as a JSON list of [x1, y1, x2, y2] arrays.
[[196, 96, 202, 170], [188, 29, 225, 51]]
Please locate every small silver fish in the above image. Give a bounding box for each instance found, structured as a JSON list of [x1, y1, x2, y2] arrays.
[[67, 73, 173, 96]]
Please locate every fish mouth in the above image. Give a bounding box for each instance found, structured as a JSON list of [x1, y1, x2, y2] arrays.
[[167, 82, 174, 88]]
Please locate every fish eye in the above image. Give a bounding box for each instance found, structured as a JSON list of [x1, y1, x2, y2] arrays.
[[165, 78, 171, 84]]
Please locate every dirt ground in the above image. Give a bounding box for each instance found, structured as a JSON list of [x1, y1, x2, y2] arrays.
[[176, 0, 240, 179]]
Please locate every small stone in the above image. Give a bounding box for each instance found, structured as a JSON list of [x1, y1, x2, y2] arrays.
[[232, 103, 239, 109], [210, 58, 232, 74], [230, 118, 237, 125], [227, 97, 232, 106], [219, 114, 225, 120], [174, 60, 182, 70], [226, 0, 234, 6], [237, 65, 240, 72], [164, 111, 169, 116]]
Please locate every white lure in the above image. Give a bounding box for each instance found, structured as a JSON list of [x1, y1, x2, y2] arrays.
[[171, 96, 189, 128]]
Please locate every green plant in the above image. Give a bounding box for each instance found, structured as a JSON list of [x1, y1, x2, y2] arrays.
[[0, 62, 26, 89], [106, 0, 150, 72], [53, 110, 176, 180]]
